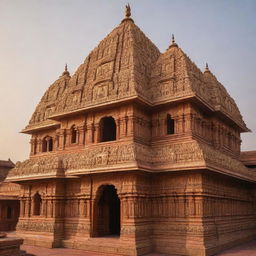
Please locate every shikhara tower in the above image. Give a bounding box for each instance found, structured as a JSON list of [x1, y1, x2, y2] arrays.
[[6, 6, 256, 256]]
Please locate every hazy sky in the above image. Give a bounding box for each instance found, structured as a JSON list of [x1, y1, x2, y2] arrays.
[[0, 0, 255, 162]]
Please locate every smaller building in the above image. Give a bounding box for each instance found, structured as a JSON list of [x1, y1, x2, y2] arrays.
[[0, 159, 20, 231], [240, 151, 256, 169]]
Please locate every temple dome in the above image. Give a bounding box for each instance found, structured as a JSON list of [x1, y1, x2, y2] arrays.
[[23, 9, 248, 133]]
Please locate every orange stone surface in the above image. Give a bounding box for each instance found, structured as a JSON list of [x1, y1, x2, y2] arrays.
[[0, 5, 256, 256]]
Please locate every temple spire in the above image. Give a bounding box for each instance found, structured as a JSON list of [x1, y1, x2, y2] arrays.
[[62, 63, 70, 76], [205, 62, 210, 72], [169, 34, 178, 49]]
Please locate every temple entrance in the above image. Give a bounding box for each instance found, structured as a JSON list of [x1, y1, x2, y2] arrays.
[[93, 185, 120, 237]]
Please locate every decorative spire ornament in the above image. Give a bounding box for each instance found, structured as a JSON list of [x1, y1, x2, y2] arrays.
[[205, 62, 210, 72], [122, 4, 134, 23], [125, 3, 131, 18], [62, 63, 70, 76], [169, 34, 178, 49]]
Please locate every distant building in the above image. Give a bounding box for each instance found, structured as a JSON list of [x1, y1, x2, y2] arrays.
[[3, 5, 256, 256], [0, 159, 20, 231]]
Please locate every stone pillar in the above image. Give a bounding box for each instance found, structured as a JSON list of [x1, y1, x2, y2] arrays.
[[65, 130, 71, 147], [127, 115, 134, 137], [94, 124, 100, 143], [86, 123, 94, 144], [58, 129, 66, 150], [38, 139, 42, 153], [78, 125, 85, 145], [30, 138, 36, 156], [116, 118, 121, 140]]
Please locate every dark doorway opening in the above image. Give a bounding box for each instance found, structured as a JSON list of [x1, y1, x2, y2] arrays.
[[100, 117, 116, 142], [33, 193, 42, 216], [93, 185, 120, 237], [167, 114, 175, 135]]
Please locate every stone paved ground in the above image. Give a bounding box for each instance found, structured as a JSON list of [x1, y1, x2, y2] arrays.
[[21, 240, 256, 256]]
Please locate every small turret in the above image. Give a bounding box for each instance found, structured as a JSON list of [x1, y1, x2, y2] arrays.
[[204, 62, 210, 73], [169, 34, 178, 49], [62, 63, 70, 76]]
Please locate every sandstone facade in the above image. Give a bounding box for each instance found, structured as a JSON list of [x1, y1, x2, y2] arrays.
[[0, 160, 20, 231], [3, 6, 256, 256]]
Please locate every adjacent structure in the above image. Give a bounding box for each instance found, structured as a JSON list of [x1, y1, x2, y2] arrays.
[[5, 6, 256, 256], [0, 160, 19, 231]]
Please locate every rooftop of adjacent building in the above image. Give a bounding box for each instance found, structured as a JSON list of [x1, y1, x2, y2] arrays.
[[240, 151, 256, 168], [0, 159, 15, 169]]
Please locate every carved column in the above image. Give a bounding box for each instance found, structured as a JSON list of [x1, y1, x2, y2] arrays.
[[65, 130, 71, 147], [24, 197, 31, 217], [20, 198, 25, 217], [38, 139, 42, 153], [160, 117, 165, 136], [78, 125, 85, 145], [94, 124, 100, 143], [176, 115, 183, 134], [127, 115, 135, 137], [116, 118, 121, 140], [86, 123, 94, 144], [30, 138, 36, 155], [58, 129, 66, 150]]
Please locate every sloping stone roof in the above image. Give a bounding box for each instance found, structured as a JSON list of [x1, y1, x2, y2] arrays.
[[0, 159, 15, 168], [240, 151, 256, 166], [22, 12, 248, 133]]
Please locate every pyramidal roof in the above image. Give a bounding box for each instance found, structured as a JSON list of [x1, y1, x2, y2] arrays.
[[23, 6, 248, 133]]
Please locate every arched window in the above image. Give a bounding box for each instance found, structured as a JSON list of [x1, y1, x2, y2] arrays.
[[100, 117, 116, 142], [71, 125, 77, 144], [167, 114, 175, 135], [33, 193, 42, 216], [42, 136, 53, 152]]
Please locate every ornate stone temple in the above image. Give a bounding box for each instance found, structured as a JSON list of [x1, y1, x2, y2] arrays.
[[5, 5, 256, 256]]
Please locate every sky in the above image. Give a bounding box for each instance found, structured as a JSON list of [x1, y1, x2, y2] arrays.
[[0, 0, 255, 162]]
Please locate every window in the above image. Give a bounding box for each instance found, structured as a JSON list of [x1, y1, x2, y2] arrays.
[[33, 193, 42, 216], [100, 117, 116, 142], [42, 136, 53, 152], [71, 125, 77, 144], [167, 114, 175, 135]]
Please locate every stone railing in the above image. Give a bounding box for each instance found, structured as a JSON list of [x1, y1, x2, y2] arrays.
[[6, 155, 64, 181]]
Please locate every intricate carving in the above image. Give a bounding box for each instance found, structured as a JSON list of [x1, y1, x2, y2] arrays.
[[7, 156, 63, 179]]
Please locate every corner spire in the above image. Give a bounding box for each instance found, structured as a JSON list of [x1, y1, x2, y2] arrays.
[[62, 63, 70, 76], [169, 34, 178, 49], [205, 62, 210, 73], [122, 4, 134, 23]]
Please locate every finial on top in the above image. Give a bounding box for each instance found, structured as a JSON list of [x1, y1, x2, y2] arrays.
[[205, 62, 210, 72], [125, 4, 131, 18], [121, 4, 134, 23], [172, 34, 175, 44], [169, 34, 178, 49], [62, 63, 70, 76]]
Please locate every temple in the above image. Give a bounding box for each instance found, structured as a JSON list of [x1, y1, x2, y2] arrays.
[[2, 5, 256, 256]]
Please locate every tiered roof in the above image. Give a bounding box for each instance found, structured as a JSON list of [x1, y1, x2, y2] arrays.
[[22, 6, 248, 133]]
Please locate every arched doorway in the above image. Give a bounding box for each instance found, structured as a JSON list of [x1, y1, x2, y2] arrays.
[[93, 185, 120, 237], [33, 192, 42, 216]]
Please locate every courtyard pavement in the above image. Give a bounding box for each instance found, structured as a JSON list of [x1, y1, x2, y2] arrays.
[[21, 239, 256, 256]]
